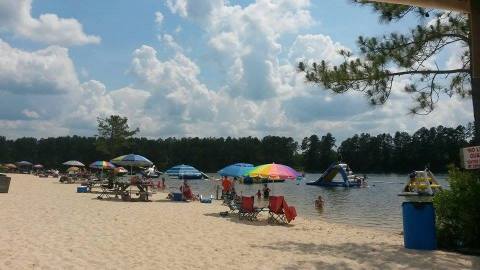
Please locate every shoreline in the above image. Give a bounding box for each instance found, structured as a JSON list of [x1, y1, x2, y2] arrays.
[[0, 174, 478, 269]]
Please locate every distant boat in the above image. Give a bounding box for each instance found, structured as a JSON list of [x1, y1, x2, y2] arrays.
[[398, 169, 442, 197], [306, 162, 365, 187]]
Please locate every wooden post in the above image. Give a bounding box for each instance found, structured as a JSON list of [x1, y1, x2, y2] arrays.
[[472, 1, 480, 141]]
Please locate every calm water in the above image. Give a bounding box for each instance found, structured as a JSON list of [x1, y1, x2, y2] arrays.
[[165, 173, 448, 231]]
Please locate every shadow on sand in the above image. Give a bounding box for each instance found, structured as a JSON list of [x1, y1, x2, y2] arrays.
[[252, 240, 480, 270], [204, 212, 294, 228]]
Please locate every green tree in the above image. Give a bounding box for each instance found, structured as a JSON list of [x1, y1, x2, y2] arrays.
[[299, 2, 470, 115], [433, 167, 480, 249], [301, 135, 321, 172], [318, 133, 337, 169], [95, 115, 139, 157]]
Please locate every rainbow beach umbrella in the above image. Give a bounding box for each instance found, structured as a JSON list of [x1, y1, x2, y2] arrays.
[[89, 161, 116, 170], [244, 163, 300, 180]]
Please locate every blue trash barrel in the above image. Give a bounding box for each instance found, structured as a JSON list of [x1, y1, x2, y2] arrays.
[[402, 201, 437, 250]]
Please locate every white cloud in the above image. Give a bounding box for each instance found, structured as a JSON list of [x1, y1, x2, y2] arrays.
[[167, 0, 314, 100], [0, 39, 79, 94], [0, 0, 100, 46], [289, 34, 348, 65], [130, 45, 218, 124], [159, 34, 183, 52], [0, 1, 473, 141], [21, 109, 39, 119], [155, 11, 164, 26]]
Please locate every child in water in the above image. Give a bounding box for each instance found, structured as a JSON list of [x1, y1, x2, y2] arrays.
[[315, 195, 325, 209], [256, 189, 261, 199]]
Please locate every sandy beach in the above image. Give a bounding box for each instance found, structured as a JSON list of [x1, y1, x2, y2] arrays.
[[0, 174, 478, 270]]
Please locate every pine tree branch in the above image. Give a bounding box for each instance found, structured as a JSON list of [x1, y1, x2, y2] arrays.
[[389, 68, 469, 76]]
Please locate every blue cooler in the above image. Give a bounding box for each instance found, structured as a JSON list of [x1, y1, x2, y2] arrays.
[[172, 192, 183, 201], [200, 195, 212, 203], [402, 201, 437, 250], [77, 186, 89, 193]]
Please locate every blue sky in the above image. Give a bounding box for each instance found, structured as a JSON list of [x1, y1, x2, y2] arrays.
[[0, 0, 472, 140]]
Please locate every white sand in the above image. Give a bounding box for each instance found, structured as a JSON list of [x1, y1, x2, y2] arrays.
[[0, 174, 478, 270]]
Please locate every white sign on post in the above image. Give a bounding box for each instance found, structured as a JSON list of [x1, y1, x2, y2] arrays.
[[460, 146, 480, 169]]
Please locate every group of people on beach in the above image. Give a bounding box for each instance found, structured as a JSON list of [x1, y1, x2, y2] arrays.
[[256, 184, 270, 199], [221, 175, 326, 210], [221, 176, 272, 200]]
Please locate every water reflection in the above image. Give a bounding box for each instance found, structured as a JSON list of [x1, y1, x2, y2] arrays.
[[164, 173, 448, 231]]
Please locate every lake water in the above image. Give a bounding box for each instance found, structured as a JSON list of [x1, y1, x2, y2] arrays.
[[165, 173, 448, 231]]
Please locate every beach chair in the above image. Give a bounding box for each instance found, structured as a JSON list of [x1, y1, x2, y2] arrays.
[[268, 196, 286, 224], [239, 196, 261, 221], [268, 196, 297, 224], [222, 192, 234, 206], [97, 184, 114, 200], [226, 198, 240, 213], [282, 199, 297, 223]]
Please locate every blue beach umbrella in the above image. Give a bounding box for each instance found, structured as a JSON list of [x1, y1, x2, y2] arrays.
[[218, 163, 254, 177], [110, 154, 153, 175], [165, 164, 202, 179], [110, 154, 153, 167]]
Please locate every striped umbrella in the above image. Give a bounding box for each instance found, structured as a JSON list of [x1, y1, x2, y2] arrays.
[[62, 160, 85, 167], [16, 161, 33, 166], [89, 161, 116, 170], [244, 163, 300, 180], [166, 164, 202, 179]]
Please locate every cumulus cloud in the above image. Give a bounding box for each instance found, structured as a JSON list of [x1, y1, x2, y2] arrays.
[[0, 39, 79, 94], [0, 0, 100, 46], [289, 34, 348, 65], [167, 0, 313, 100], [0, 1, 473, 140], [21, 109, 39, 119], [155, 11, 164, 26], [159, 34, 183, 52], [130, 45, 219, 125]]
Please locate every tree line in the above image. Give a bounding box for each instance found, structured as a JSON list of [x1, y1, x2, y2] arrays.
[[0, 124, 472, 173]]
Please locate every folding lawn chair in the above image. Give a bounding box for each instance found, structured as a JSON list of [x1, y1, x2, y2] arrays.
[[282, 199, 297, 223], [238, 196, 261, 221], [268, 196, 297, 224], [227, 198, 240, 213], [97, 184, 113, 200], [268, 196, 287, 224]]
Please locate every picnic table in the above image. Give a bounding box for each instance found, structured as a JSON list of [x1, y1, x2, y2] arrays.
[[97, 175, 154, 201]]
